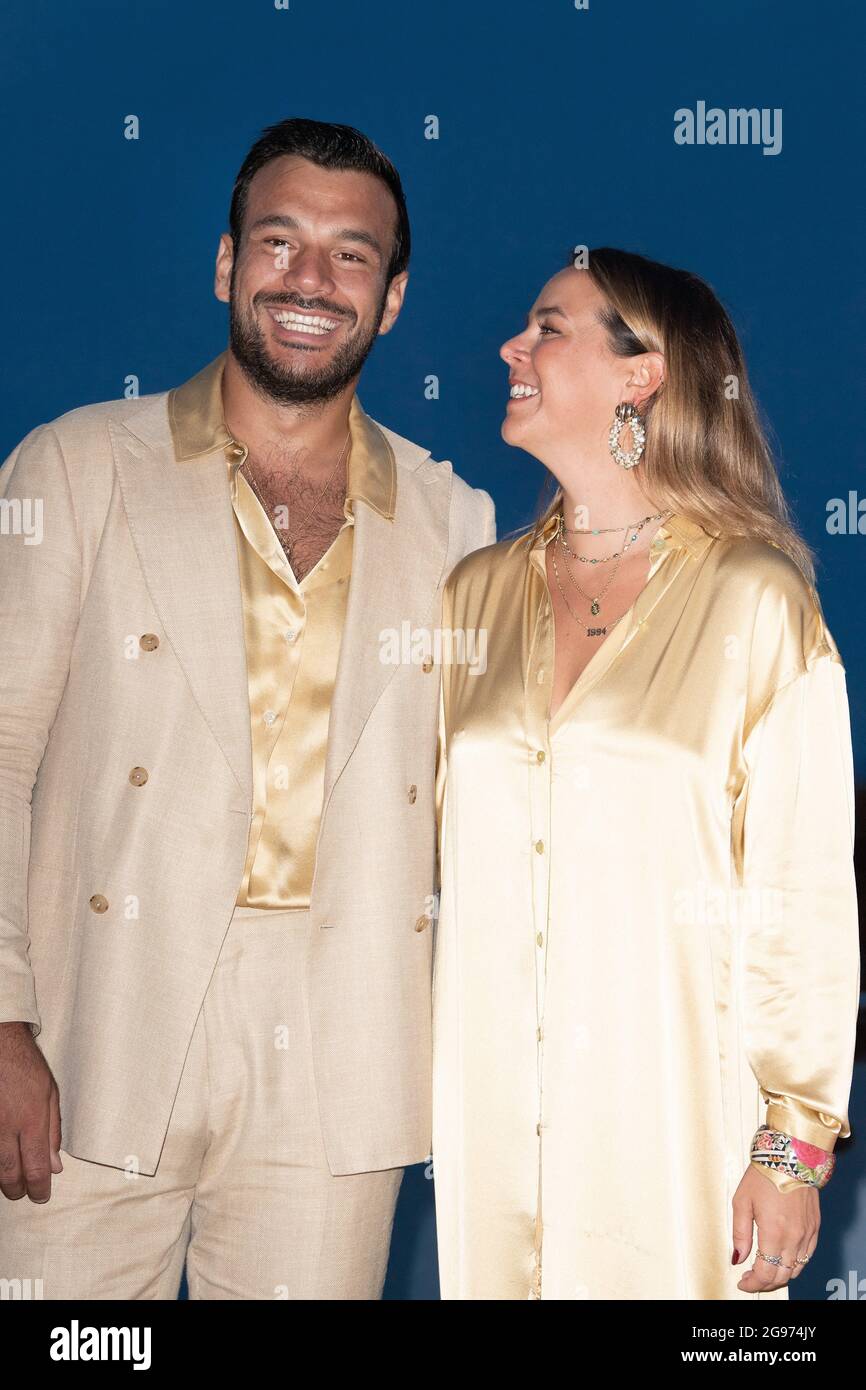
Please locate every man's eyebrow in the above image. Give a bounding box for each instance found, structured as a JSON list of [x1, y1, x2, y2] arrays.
[[246, 213, 384, 259], [528, 304, 568, 322]]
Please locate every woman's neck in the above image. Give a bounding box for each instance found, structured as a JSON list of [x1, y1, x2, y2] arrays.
[[555, 478, 666, 562]]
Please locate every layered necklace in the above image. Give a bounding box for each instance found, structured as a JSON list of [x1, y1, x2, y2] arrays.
[[549, 507, 671, 636]]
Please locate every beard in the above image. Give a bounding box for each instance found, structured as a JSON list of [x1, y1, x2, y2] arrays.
[[228, 275, 389, 407]]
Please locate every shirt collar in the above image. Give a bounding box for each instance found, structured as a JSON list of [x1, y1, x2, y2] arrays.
[[167, 351, 396, 521]]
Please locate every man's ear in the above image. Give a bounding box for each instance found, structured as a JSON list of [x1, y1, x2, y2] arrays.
[[214, 232, 234, 305], [378, 271, 409, 336]]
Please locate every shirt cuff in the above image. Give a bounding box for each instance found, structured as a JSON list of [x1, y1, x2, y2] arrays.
[[764, 1095, 844, 1152]]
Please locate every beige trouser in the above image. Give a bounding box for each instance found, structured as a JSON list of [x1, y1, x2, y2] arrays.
[[0, 904, 404, 1300]]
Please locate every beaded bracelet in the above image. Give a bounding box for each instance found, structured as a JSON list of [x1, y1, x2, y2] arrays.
[[750, 1125, 836, 1189]]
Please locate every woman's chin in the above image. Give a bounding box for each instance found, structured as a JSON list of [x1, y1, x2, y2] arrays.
[[501, 414, 535, 448]]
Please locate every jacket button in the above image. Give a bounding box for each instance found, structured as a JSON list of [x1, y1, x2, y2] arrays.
[[89, 894, 109, 913], [129, 767, 149, 786], [421, 657, 433, 673], [407, 784, 417, 803], [139, 633, 159, 651], [415, 915, 430, 932]]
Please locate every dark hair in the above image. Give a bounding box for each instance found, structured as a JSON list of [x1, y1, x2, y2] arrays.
[[228, 117, 410, 283]]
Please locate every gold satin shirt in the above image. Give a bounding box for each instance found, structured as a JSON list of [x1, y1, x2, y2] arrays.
[[432, 511, 859, 1299], [169, 353, 396, 908]]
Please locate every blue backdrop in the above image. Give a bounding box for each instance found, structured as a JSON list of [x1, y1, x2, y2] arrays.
[[1, 0, 863, 1301]]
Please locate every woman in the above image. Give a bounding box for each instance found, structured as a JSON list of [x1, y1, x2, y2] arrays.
[[431, 247, 859, 1300]]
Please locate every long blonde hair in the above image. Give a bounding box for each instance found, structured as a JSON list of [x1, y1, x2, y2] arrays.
[[513, 247, 815, 584]]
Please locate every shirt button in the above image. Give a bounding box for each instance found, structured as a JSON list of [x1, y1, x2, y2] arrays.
[[414, 915, 431, 932], [537, 1026, 543, 1041], [285, 629, 297, 642], [139, 633, 159, 651], [536, 749, 546, 763], [422, 658, 434, 673], [537, 669, 545, 683], [263, 710, 277, 726], [407, 784, 417, 803], [537, 1122, 542, 1136], [536, 932, 544, 947], [227, 443, 245, 459], [89, 894, 109, 913], [535, 839, 544, 853], [128, 767, 148, 786]]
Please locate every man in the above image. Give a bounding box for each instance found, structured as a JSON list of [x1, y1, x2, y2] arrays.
[[0, 117, 495, 1299]]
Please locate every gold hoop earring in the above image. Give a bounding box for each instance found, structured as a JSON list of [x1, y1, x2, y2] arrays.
[[608, 402, 646, 470]]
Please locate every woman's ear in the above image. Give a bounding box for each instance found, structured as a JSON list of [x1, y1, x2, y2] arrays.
[[626, 350, 665, 407]]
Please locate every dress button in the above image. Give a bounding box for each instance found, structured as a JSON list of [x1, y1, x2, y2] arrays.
[[535, 839, 544, 853], [263, 709, 277, 726], [536, 932, 544, 947], [421, 658, 434, 673], [536, 749, 546, 763], [89, 894, 109, 913], [129, 767, 148, 786], [407, 784, 417, 803], [139, 633, 159, 651], [414, 915, 430, 932], [285, 629, 296, 642]]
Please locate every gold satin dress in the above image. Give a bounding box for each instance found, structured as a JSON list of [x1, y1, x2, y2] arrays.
[[431, 511, 859, 1300]]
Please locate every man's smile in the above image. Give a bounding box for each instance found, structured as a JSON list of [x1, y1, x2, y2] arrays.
[[266, 305, 343, 340]]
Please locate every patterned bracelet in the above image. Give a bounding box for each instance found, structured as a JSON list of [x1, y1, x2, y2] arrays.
[[750, 1125, 836, 1189]]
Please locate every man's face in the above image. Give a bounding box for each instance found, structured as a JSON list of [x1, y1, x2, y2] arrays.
[[215, 154, 408, 404]]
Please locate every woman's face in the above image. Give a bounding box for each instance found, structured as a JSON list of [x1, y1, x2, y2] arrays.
[[500, 266, 641, 466]]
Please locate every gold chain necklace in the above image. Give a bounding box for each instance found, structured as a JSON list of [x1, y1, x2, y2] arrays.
[[552, 507, 674, 619], [559, 509, 668, 537], [555, 530, 625, 616], [556, 510, 662, 565], [550, 543, 630, 637]]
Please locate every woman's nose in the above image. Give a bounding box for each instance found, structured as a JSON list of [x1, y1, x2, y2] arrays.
[[500, 335, 525, 365]]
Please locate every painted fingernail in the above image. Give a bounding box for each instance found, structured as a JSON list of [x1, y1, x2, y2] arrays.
[[731, 1249, 740, 1264]]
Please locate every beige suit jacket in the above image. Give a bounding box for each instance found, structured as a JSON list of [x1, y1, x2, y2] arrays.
[[0, 370, 495, 1175]]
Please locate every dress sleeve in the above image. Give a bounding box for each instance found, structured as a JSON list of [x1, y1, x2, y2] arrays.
[[736, 653, 860, 1157]]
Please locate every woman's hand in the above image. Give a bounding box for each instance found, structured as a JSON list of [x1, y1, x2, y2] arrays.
[[732, 1164, 820, 1291]]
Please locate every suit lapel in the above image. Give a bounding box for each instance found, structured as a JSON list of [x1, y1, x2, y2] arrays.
[[320, 434, 452, 819], [110, 393, 453, 847], [109, 406, 253, 810]]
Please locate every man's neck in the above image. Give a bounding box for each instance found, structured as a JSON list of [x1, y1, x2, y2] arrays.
[[221, 348, 357, 478]]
